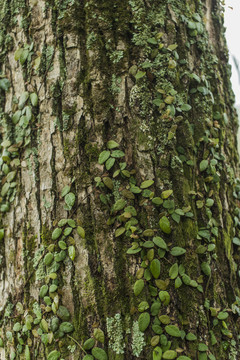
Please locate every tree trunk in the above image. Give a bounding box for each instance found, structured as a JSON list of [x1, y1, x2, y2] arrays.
[[0, 0, 239, 359]]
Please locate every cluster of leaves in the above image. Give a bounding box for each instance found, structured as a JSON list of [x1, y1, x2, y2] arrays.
[[0, 86, 39, 217], [0, 186, 85, 359], [95, 141, 213, 360]]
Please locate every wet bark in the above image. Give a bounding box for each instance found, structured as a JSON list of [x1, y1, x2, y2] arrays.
[[0, 0, 240, 359]]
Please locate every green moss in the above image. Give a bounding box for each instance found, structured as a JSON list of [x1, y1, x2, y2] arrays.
[[41, 225, 52, 246], [84, 143, 99, 163]]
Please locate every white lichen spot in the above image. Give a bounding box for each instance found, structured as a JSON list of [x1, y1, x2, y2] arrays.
[[131, 320, 146, 357], [106, 313, 125, 355]]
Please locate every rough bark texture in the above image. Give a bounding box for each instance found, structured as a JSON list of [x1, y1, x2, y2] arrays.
[[0, 0, 240, 359]]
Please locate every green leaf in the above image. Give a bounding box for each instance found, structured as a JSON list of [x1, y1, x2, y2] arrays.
[[138, 301, 149, 312], [20, 49, 29, 65], [39, 285, 48, 298], [68, 245, 76, 261], [107, 140, 119, 149], [0, 78, 10, 91], [150, 259, 161, 279], [98, 150, 111, 164], [196, 245, 207, 254], [1, 183, 10, 197], [18, 91, 29, 110], [83, 356, 94, 360], [172, 213, 180, 224], [49, 284, 58, 293], [130, 185, 142, 194], [159, 216, 171, 234], [13, 322, 22, 332], [122, 170, 131, 177], [147, 37, 158, 44], [169, 263, 178, 279], [44, 253, 54, 266], [52, 228, 62, 240], [0, 229, 4, 241], [105, 157, 115, 170], [151, 302, 161, 316], [55, 250, 66, 262], [153, 237, 168, 250], [165, 325, 181, 337], [12, 110, 22, 124], [30, 92, 38, 106], [138, 312, 150, 332], [115, 227, 125, 237], [50, 317, 59, 332], [152, 197, 163, 205], [199, 160, 208, 172], [68, 219, 76, 228], [153, 346, 163, 360], [103, 177, 113, 190], [64, 192, 75, 209], [135, 71, 146, 80], [180, 104, 192, 112], [111, 150, 125, 158], [233, 237, 240, 246], [134, 279, 144, 296], [159, 315, 170, 324], [113, 198, 127, 211], [140, 179, 154, 189], [189, 280, 198, 287], [125, 206, 137, 216], [177, 357, 192, 360], [159, 291, 170, 306], [201, 262, 211, 276], [25, 345, 31, 360], [47, 350, 61, 360], [63, 227, 72, 236], [168, 44, 178, 51], [61, 185, 70, 197], [198, 343, 208, 352], [198, 229, 210, 240], [175, 277, 182, 289], [6, 171, 16, 183], [217, 311, 228, 320], [40, 318, 49, 332], [127, 247, 141, 254], [59, 322, 74, 333], [162, 350, 177, 359], [83, 338, 95, 350], [142, 241, 154, 248], [152, 324, 163, 334], [170, 247, 186, 256], [186, 332, 197, 341], [77, 226, 85, 238], [19, 115, 29, 128], [142, 61, 152, 69], [207, 244, 215, 252], [143, 229, 154, 237], [153, 98, 162, 106], [94, 328, 105, 343], [91, 347, 108, 360], [161, 190, 173, 199], [182, 274, 191, 285], [58, 219, 68, 227], [15, 48, 23, 60]]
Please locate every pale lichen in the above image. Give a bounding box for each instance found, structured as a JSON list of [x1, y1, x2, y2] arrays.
[[106, 313, 125, 355], [131, 320, 146, 357]]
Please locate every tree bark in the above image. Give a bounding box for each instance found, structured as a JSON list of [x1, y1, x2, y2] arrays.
[[0, 0, 239, 359]]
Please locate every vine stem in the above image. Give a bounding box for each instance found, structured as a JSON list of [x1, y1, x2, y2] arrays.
[[67, 334, 87, 354]]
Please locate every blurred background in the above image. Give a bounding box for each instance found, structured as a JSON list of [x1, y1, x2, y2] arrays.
[[224, 0, 240, 152]]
